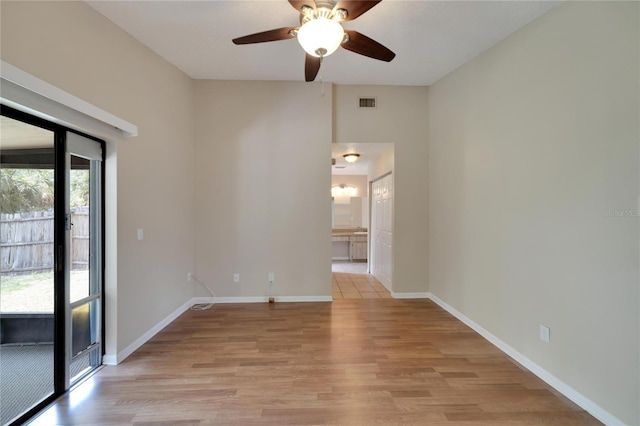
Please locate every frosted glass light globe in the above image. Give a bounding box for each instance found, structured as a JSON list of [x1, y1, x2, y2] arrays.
[[297, 18, 344, 57]]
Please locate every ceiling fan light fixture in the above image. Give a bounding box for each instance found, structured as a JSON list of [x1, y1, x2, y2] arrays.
[[343, 153, 360, 163], [297, 17, 344, 57], [231, 1, 393, 82]]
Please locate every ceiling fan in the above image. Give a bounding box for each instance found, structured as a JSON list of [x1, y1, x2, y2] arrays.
[[232, 1, 396, 82]]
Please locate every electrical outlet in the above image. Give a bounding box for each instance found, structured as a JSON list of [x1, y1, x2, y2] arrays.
[[187, 272, 192, 282], [540, 325, 550, 343], [137, 228, 144, 241], [233, 273, 240, 283], [268, 272, 275, 283]]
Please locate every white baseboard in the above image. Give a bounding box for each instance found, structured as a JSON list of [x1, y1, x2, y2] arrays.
[[194, 296, 332, 304], [102, 298, 193, 365], [103, 291, 622, 425], [195, 296, 264, 304], [102, 354, 117, 365], [392, 292, 430, 299], [274, 295, 333, 302], [426, 293, 625, 426], [104, 295, 333, 365]]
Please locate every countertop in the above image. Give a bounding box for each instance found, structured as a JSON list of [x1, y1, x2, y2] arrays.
[[332, 229, 368, 237]]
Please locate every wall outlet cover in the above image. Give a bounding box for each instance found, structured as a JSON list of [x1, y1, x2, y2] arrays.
[[540, 325, 550, 343]]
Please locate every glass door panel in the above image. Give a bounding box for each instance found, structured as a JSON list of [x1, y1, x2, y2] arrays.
[[70, 299, 99, 382], [69, 157, 91, 304], [0, 116, 56, 426], [66, 133, 102, 386]]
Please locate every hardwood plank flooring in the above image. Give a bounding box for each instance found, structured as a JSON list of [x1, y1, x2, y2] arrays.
[[30, 300, 601, 425]]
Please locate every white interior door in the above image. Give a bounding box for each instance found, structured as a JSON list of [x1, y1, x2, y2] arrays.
[[371, 174, 393, 291]]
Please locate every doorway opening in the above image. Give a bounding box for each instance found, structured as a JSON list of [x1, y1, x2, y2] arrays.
[[330, 143, 394, 299]]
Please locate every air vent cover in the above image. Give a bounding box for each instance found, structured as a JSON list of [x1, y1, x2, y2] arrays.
[[359, 97, 376, 108]]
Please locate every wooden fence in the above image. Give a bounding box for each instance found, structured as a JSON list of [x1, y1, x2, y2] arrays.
[[0, 207, 89, 275]]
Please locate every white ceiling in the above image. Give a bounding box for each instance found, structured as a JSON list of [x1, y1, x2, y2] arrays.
[[87, 0, 560, 86], [85, 0, 560, 175], [0, 116, 54, 149], [331, 143, 393, 175]]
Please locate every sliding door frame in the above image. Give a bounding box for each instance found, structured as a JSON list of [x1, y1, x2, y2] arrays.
[[0, 105, 105, 426]]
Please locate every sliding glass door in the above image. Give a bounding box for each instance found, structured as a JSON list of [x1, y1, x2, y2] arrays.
[[66, 133, 103, 385], [0, 107, 104, 426], [0, 115, 56, 426]]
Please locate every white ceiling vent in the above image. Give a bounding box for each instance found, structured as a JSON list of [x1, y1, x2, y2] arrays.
[[359, 97, 376, 109]]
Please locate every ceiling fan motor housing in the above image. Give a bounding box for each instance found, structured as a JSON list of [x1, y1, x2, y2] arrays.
[[301, 1, 347, 24]]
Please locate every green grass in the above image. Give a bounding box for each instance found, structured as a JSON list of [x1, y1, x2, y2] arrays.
[[1, 271, 53, 292], [1, 270, 90, 312]]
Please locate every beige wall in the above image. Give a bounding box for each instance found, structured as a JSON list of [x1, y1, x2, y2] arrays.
[[1, 1, 196, 355], [368, 145, 394, 183], [4, 1, 636, 422], [193, 80, 332, 298], [427, 2, 639, 424], [334, 85, 429, 294]]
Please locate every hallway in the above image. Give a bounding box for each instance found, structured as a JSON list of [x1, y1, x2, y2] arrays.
[[331, 261, 391, 299]]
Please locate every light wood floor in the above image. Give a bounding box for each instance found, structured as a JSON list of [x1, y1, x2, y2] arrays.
[[31, 300, 600, 425]]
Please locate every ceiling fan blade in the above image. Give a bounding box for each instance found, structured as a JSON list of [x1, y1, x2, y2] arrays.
[[334, 1, 382, 21], [289, 0, 315, 12], [305, 54, 322, 82], [232, 27, 297, 45], [342, 30, 395, 62]]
